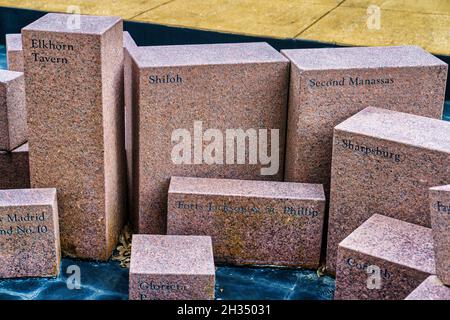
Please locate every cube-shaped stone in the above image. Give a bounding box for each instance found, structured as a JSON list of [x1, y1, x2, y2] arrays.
[[0, 188, 60, 278], [0, 143, 30, 190], [129, 235, 215, 300], [405, 276, 450, 300], [6, 34, 24, 72], [335, 214, 435, 300], [129, 42, 289, 234], [282, 46, 447, 192], [22, 13, 126, 260], [429, 185, 450, 285], [0, 69, 27, 151], [327, 107, 450, 273], [167, 176, 325, 268]]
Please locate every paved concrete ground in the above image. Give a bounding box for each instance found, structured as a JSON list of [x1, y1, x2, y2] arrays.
[[0, 0, 448, 55]]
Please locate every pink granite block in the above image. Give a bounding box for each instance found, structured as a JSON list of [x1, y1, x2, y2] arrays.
[[129, 234, 215, 300], [22, 13, 126, 261], [282, 46, 447, 192], [129, 42, 289, 234], [335, 214, 435, 300], [327, 107, 450, 273], [0, 143, 30, 190], [6, 34, 24, 72], [0, 188, 60, 278], [405, 276, 450, 300], [167, 176, 325, 268], [429, 185, 450, 285], [0, 70, 27, 151]]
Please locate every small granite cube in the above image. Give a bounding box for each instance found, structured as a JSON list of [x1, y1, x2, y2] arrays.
[[405, 276, 450, 300], [327, 107, 450, 273], [282, 46, 447, 193], [0, 188, 60, 278], [167, 176, 325, 268], [335, 214, 435, 300], [129, 235, 215, 300], [429, 185, 450, 285], [6, 34, 24, 72], [0, 143, 30, 190], [0, 69, 27, 151]]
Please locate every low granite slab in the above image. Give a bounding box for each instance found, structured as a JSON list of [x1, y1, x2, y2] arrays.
[[0, 188, 60, 278], [405, 276, 450, 300], [129, 234, 215, 300], [0, 143, 30, 190], [6, 34, 24, 72], [167, 176, 325, 268], [335, 214, 435, 300]]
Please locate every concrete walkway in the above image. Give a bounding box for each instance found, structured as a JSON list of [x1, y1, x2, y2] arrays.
[[0, 0, 448, 55]]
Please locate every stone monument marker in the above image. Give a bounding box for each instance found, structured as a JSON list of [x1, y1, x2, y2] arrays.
[[6, 34, 24, 72]]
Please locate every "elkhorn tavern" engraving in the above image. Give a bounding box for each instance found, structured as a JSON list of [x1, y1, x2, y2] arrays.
[[30, 38, 74, 64]]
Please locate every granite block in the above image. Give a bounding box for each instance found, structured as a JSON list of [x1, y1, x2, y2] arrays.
[[129, 234, 215, 300], [405, 276, 450, 300], [282, 46, 447, 192], [129, 42, 289, 233], [0, 143, 30, 190], [22, 13, 126, 260], [335, 214, 435, 300], [0, 188, 60, 278], [6, 34, 24, 72], [0, 70, 27, 151], [429, 184, 450, 285], [167, 176, 325, 268], [327, 107, 450, 273]]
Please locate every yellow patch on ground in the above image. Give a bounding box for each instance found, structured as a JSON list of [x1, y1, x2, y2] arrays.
[[298, 6, 450, 55], [342, 0, 450, 15]]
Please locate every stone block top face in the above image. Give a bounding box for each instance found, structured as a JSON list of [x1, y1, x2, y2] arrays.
[[0, 69, 23, 83], [130, 235, 215, 276], [335, 107, 450, 153], [6, 34, 22, 51], [430, 184, 450, 192], [0, 188, 57, 207], [169, 177, 325, 201], [405, 276, 450, 300], [123, 31, 137, 49], [130, 42, 288, 68], [339, 214, 435, 274], [22, 13, 121, 35], [13, 143, 28, 153], [281, 46, 447, 71]]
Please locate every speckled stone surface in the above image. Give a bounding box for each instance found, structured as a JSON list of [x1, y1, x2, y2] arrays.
[[0, 188, 60, 278], [282, 46, 447, 193], [168, 176, 325, 268], [429, 185, 450, 285], [22, 13, 126, 261], [129, 234, 215, 300], [129, 42, 289, 234], [0, 143, 30, 190], [335, 214, 435, 300], [327, 107, 450, 273], [5, 34, 23, 72], [0, 69, 27, 151], [405, 276, 450, 300]]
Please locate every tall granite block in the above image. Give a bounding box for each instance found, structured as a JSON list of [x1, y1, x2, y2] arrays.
[[282, 46, 447, 191], [0, 70, 27, 151], [429, 185, 450, 285], [327, 107, 450, 273], [0, 143, 30, 190], [129, 42, 289, 233], [167, 176, 325, 268], [22, 14, 126, 260], [405, 276, 450, 300], [335, 214, 435, 300], [6, 34, 24, 72], [129, 235, 215, 300], [0, 188, 60, 278]]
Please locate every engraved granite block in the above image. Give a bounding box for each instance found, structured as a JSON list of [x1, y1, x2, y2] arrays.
[[405, 276, 450, 300], [129, 234, 215, 300], [167, 176, 325, 268], [22, 13, 126, 260], [129, 42, 289, 233], [335, 214, 435, 300], [0, 188, 60, 278], [327, 107, 450, 273], [0, 143, 30, 190], [6, 34, 24, 72]]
